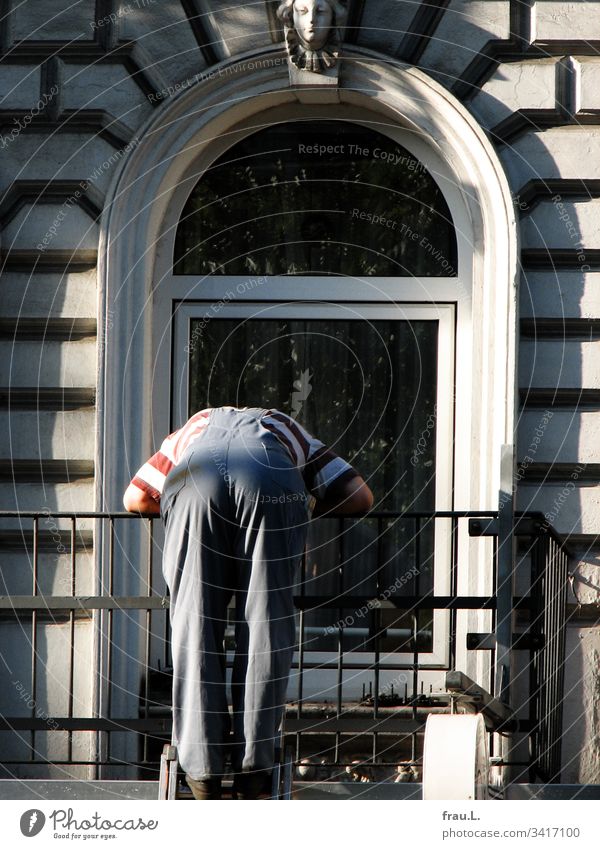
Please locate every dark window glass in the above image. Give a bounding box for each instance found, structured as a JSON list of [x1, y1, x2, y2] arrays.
[[175, 122, 457, 277], [188, 317, 437, 651]]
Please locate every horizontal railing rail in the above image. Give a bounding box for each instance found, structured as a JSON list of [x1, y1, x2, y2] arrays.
[[0, 509, 570, 783]]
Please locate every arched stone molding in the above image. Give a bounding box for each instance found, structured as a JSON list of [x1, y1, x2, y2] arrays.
[[93, 48, 518, 767], [97, 44, 518, 517]]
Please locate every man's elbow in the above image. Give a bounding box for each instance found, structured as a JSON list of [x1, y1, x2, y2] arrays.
[[353, 482, 374, 513], [123, 486, 139, 513], [123, 483, 159, 514], [343, 477, 373, 514]]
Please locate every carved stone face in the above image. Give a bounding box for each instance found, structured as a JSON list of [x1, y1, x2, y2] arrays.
[[292, 0, 334, 50]]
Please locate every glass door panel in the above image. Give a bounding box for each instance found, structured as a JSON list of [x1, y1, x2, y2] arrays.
[[175, 303, 454, 667], [174, 121, 457, 278]]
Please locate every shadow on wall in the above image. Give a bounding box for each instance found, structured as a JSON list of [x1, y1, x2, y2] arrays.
[[2, 0, 598, 781]]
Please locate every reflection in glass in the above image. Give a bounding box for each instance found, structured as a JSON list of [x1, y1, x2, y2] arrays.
[[174, 121, 457, 277], [188, 317, 437, 651]]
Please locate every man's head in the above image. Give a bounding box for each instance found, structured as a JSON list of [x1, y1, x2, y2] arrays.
[[277, 0, 346, 51]]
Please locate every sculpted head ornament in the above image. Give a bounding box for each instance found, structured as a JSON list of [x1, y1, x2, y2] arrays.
[[277, 0, 347, 73]]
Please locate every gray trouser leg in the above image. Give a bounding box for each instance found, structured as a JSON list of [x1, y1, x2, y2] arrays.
[[161, 408, 308, 780], [162, 458, 235, 780], [230, 492, 306, 773]]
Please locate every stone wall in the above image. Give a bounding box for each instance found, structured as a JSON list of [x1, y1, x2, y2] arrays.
[[1, 0, 599, 781]]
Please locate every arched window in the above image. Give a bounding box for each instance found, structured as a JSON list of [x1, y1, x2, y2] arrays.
[[157, 119, 460, 666], [174, 121, 457, 277], [102, 63, 515, 730]]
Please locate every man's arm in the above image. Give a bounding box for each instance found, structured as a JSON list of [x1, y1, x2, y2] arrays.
[[123, 482, 161, 515], [312, 473, 373, 517]]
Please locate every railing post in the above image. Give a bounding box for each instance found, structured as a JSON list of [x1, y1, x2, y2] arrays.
[[496, 445, 516, 790], [496, 444, 516, 706]]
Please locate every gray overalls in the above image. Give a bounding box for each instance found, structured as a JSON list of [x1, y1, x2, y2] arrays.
[[160, 407, 310, 780]]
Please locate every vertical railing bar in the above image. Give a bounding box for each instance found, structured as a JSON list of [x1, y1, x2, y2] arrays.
[[30, 517, 39, 762], [541, 541, 548, 781], [526, 530, 535, 780], [297, 610, 305, 716], [450, 515, 459, 674], [548, 537, 555, 779], [533, 531, 543, 781], [496, 447, 515, 706], [32, 516, 39, 595], [164, 605, 170, 671], [546, 537, 555, 781], [528, 528, 541, 781], [557, 553, 569, 776], [92, 515, 101, 781], [106, 517, 115, 764], [555, 546, 568, 779], [297, 545, 307, 720], [550, 539, 562, 780], [539, 532, 549, 779], [67, 517, 76, 764], [412, 516, 420, 722], [336, 516, 344, 717], [548, 543, 557, 778], [544, 536, 552, 779], [143, 518, 153, 767], [555, 543, 565, 780], [552, 544, 561, 781], [490, 517, 498, 700], [371, 515, 384, 763], [335, 517, 344, 763]]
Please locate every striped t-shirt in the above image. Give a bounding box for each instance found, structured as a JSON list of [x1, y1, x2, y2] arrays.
[[131, 406, 359, 503]]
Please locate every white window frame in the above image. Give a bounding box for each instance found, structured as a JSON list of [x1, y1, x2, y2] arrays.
[[97, 51, 518, 756], [149, 116, 471, 691], [152, 112, 473, 494], [169, 300, 455, 683]]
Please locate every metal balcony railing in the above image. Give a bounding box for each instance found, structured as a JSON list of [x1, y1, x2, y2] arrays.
[[0, 509, 570, 784]]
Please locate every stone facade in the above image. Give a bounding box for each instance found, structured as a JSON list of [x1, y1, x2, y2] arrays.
[[1, 0, 600, 782]]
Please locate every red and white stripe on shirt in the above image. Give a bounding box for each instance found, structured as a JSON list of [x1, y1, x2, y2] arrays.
[[260, 410, 358, 499], [131, 409, 212, 501], [131, 407, 358, 502]]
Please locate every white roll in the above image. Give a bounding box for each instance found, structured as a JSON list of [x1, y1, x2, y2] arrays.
[[422, 713, 489, 800]]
